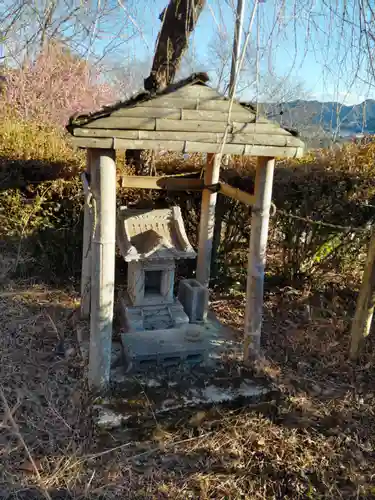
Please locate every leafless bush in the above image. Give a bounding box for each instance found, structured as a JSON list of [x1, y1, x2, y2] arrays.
[[1, 42, 115, 127]]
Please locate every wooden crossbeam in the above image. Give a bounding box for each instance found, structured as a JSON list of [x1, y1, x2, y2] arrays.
[[119, 175, 256, 205], [120, 175, 204, 191], [218, 182, 255, 206]]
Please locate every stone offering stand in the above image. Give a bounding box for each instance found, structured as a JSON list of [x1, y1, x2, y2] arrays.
[[67, 73, 304, 422]]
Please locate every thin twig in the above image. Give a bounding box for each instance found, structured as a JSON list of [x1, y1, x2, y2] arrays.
[[0, 387, 52, 500]]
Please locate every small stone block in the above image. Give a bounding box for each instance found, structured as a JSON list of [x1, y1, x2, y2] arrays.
[[178, 279, 209, 322]]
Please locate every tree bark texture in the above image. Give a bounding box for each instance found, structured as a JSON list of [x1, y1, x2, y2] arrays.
[[144, 0, 206, 92], [127, 0, 206, 173]]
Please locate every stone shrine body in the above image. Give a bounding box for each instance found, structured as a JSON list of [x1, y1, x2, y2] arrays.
[[117, 206, 209, 369]]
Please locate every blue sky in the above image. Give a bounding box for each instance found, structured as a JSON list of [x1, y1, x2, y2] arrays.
[[2, 0, 371, 104], [115, 0, 373, 105]]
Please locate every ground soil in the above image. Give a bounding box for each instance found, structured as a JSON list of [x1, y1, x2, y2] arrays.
[[1, 250, 375, 499]]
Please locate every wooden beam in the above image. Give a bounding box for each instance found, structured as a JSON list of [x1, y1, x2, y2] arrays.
[[85, 117, 156, 130], [89, 149, 117, 391], [114, 138, 185, 152], [185, 141, 245, 154], [80, 151, 93, 319], [120, 175, 204, 191], [71, 135, 304, 159], [219, 182, 255, 206], [196, 153, 221, 291], [181, 109, 253, 122], [73, 123, 284, 139], [72, 137, 113, 149], [244, 157, 275, 358], [138, 97, 252, 112], [156, 119, 228, 133], [112, 108, 181, 118], [232, 122, 288, 134]]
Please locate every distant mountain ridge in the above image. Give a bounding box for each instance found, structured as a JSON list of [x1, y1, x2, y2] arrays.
[[261, 99, 375, 137]]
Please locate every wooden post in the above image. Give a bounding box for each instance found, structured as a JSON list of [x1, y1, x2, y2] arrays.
[[89, 149, 117, 390], [80, 149, 93, 319], [196, 153, 221, 288], [350, 231, 375, 359], [244, 157, 275, 358]]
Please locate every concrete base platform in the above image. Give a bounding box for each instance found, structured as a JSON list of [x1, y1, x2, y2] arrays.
[[94, 363, 277, 430], [121, 320, 221, 372], [76, 312, 276, 431]]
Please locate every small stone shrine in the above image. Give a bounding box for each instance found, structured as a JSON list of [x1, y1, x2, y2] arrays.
[[67, 72, 305, 391], [117, 206, 209, 370]]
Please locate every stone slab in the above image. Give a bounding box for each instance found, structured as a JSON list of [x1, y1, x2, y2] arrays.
[[94, 363, 277, 430]]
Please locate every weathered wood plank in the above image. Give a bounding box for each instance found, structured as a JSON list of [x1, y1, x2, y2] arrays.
[[138, 97, 199, 109], [84, 117, 156, 130], [72, 137, 114, 149], [74, 129, 139, 139], [114, 138, 185, 152], [226, 133, 303, 147], [72, 135, 304, 158], [138, 130, 216, 142], [172, 85, 220, 99], [112, 107, 181, 119], [138, 96, 255, 113], [186, 142, 303, 157], [74, 123, 284, 139], [219, 183, 256, 206], [182, 109, 254, 122], [232, 122, 287, 134], [185, 141, 245, 154], [244, 144, 304, 158], [197, 99, 253, 113], [156, 119, 229, 133], [120, 175, 204, 191], [74, 128, 218, 142]]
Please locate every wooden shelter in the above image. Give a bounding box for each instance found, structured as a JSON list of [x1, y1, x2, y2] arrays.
[[67, 73, 305, 390]]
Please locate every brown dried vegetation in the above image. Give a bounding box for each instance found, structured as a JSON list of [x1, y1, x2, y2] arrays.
[[1, 117, 375, 499]]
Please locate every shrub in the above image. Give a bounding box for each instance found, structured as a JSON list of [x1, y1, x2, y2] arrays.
[[214, 144, 375, 285], [1, 42, 114, 127]]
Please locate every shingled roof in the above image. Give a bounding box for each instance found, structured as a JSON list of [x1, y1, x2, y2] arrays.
[[67, 72, 305, 158], [117, 206, 196, 262]]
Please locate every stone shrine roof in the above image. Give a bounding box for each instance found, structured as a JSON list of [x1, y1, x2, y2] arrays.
[[117, 206, 196, 262]]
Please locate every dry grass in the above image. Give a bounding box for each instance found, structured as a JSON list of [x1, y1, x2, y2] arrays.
[[1, 252, 375, 499], [1, 117, 375, 498]]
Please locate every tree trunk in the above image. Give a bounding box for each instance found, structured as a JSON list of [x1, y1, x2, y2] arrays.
[[126, 0, 206, 174], [350, 231, 375, 360], [144, 0, 206, 92]]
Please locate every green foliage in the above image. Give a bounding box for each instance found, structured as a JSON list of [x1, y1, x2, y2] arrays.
[[0, 114, 374, 287], [214, 144, 375, 285], [0, 177, 83, 282]]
